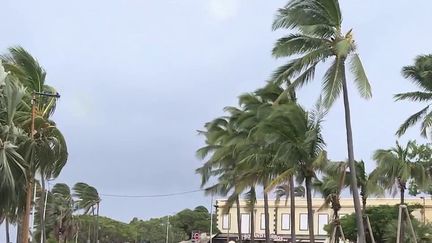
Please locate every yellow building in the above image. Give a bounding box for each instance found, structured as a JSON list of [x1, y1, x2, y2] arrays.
[[214, 197, 431, 242]]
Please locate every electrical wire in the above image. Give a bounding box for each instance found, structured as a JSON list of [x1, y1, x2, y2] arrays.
[[100, 189, 204, 198]]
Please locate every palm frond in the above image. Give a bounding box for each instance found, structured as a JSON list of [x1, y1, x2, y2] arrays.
[[350, 53, 372, 99]]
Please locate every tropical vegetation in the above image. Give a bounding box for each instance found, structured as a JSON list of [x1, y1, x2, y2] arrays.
[[196, 0, 432, 243]]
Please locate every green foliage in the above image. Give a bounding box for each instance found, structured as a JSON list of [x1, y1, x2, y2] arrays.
[[335, 205, 423, 243], [395, 54, 432, 137]]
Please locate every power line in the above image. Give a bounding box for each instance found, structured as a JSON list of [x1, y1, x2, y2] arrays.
[[100, 189, 204, 198]]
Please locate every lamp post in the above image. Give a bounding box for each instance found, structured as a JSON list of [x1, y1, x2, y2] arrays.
[[21, 91, 60, 243]]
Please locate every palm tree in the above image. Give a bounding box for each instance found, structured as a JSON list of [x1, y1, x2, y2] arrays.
[[260, 102, 328, 243], [1, 46, 68, 243], [313, 161, 348, 243], [271, 1, 372, 241], [196, 115, 246, 243], [371, 140, 430, 242], [394, 55, 432, 137], [50, 183, 76, 243], [73, 183, 101, 243]]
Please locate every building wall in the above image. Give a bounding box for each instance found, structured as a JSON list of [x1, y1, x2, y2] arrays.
[[215, 197, 431, 237]]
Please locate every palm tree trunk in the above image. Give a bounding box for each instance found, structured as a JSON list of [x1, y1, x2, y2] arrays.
[[250, 205, 255, 243], [87, 218, 91, 243], [235, 196, 243, 243], [5, 217, 10, 243], [21, 177, 33, 243], [263, 185, 271, 243], [400, 180, 405, 243], [305, 177, 315, 243], [289, 177, 297, 243], [40, 174, 47, 243], [96, 203, 100, 243], [341, 72, 366, 243]]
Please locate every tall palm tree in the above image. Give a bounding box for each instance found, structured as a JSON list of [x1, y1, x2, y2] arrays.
[[0, 63, 29, 243], [73, 183, 101, 243], [271, 1, 371, 241], [371, 140, 429, 242], [261, 102, 328, 243], [1, 46, 68, 243], [197, 113, 251, 243], [394, 55, 432, 137]]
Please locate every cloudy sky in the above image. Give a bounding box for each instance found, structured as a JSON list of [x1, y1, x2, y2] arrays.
[[1, 0, 432, 229]]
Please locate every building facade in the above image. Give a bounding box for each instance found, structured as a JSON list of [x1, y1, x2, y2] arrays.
[[214, 197, 432, 242]]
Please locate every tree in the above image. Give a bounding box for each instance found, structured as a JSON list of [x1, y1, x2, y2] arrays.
[[1, 46, 68, 243], [271, 1, 372, 241], [49, 183, 77, 242], [73, 182, 101, 243], [314, 161, 353, 242], [371, 141, 430, 242], [261, 102, 328, 243], [394, 55, 432, 137], [196, 114, 247, 243], [336, 205, 424, 243]]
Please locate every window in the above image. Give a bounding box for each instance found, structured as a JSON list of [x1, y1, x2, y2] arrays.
[[222, 214, 230, 229], [241, 213, 250, 233], [281, 214, 290, 230], [299, 213, 308, 231], [260, 213, 266, 230], [318, 214, 329, 235]]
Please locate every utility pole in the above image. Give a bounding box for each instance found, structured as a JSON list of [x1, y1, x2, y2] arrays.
[[166, 215, 170, 243], [21, 91, 60, 243]]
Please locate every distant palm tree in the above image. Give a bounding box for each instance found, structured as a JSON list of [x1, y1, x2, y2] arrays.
[[371, 141, 429, 242], [313, 161, 347, 242], [50, 183, 76, 243], [394, 55, 432, 137], [73, 183, 101, 243], [271, 1, 372, 241]]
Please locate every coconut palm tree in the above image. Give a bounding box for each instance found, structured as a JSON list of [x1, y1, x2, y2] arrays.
[[50, 183, 76, 243], [1, 46, 68, 243], [196, 115, 247, 243], [271, 1, 372, 241], [260, 102, 328, 243], [73, 183, 101, 243], [394, 55, 432, 137], [371, 140, 430, 242], [313, 161, 348, 243]]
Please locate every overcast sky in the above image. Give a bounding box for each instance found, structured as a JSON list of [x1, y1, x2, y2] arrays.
[[1, 0, 432, 229]]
